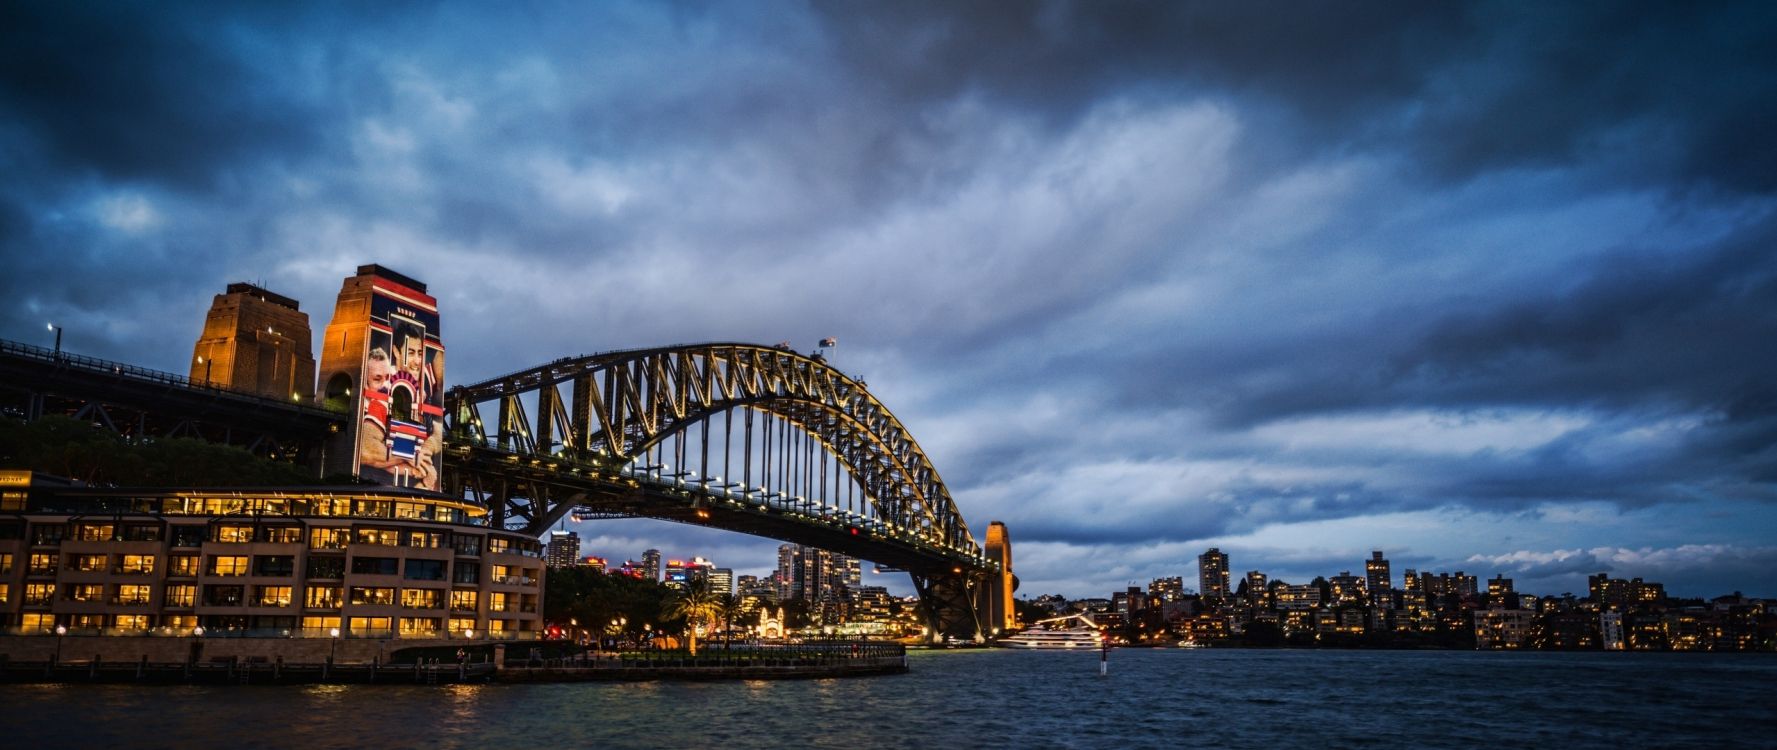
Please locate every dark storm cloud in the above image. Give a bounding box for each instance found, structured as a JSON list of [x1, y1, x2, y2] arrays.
[[4, 1, 1775, 596], [0, 2, 337, 190], [810, 1, 1777, 193]]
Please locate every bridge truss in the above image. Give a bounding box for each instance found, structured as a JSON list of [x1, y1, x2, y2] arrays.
[[442, 343, 1000, 640]]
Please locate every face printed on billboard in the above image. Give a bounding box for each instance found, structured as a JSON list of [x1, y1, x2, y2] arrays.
[[356, 277, 444, 490]]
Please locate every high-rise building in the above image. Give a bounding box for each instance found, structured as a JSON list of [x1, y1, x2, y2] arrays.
[[1329, 571, 1366, 605], [663, 558, 690, 589], [1149, 577, 1184, 604], [1365, 550, 1391, 592], [545, 530, 580, 569], [1588, 574, 1665, 611], [777, 544, 857, 603], [1198, 548, 1231, 601], [776, 545, 800, 601], [708, 567, 734, 596], [581, 556, 607, 573], [190, 282, 316, 402], [642, 549, 662, 582], [1244, 571, 1269, 607]]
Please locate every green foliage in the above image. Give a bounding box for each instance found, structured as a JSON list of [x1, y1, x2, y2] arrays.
[[1012, 597, 1051, 627], [0, 416, 321, 486], [543, 566, 674, 636]]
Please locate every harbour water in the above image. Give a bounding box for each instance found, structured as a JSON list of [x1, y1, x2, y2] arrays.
[[4, 648, 1774, 749]]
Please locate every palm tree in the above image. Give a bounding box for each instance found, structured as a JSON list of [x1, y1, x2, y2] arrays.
[[716, 594, 746, 650], [662, 578, 722, 656]]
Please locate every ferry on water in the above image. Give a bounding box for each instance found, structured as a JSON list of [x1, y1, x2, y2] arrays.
[[998, 614, 1106, 649]]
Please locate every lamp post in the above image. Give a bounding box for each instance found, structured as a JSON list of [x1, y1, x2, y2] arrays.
[[54, 624, 67, 665], [329, 627, 340, 664], [47, 323, 61, 357], [195, 355, 213, 386]]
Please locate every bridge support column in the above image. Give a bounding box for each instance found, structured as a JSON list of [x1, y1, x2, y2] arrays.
[[911, 571, 985, 644]]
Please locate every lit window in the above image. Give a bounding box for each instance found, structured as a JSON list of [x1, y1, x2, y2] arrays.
[[169, 555, 200, 576], [254, 586, 293, 607], [69, 583, 103, 602], [119, 555, 156, 575], [354, 528, 401, 546], [215, 526, 254, 543], [115, 584, 153, 605], [400, 588, 442, 609], [348, 616, 392, 636], [399, 617, 439, 636], [309, 528, 349, 550], [349, 587, 395, 606], [165, 585, 196, 608], [208, 556, 249, 576], [450, 590, 478, 611], [306, 586, 343, 609], [263, 527, 303, 544]]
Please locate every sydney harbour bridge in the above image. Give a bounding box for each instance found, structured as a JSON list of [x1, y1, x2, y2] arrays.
[[0, 335, 1015, 641]]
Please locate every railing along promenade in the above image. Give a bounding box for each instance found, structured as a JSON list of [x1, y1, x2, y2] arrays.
[[0, 640, 908, 685]]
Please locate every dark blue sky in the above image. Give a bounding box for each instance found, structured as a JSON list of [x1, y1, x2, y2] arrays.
[[3, 1, 1775, 598]]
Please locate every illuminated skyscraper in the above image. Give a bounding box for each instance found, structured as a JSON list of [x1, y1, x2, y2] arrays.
[[708, 567, 734, 596], [777, 544, 857, 603], [1198, 548, 1231, 601], [1149, 576, 1184, 604], [1365, 550, 1391, 592], [642, 548, 662, 582], [545, 530, 580, 569]]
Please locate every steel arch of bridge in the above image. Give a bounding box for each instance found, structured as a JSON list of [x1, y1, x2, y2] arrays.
[[442, 343, 1000, 639]]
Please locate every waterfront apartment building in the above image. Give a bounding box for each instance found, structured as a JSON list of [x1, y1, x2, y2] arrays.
[[1364, 550, 1393, 590], [1198, 548, 1230, 601], [1148, 576, 1184, 604], [0, 472, 544, 640]]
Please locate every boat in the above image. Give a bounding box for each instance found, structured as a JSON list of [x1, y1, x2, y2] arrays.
[[998, 614, 1106, 649]]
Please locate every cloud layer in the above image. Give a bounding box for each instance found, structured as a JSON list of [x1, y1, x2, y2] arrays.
[[3, 1, 1775, 596]]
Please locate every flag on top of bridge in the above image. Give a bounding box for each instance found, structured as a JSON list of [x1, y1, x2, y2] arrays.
[[819, 337, 837, 348]]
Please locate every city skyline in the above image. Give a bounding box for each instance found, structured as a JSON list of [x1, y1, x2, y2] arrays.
[[4, 3, 1776, 600]]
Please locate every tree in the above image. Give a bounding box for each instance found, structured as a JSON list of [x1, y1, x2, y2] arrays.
[[0, 415, 322, 486], [662, 578, 722, 655], [716, 593, 746, 648]]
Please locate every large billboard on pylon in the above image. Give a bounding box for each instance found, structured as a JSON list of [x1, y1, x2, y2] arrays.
[[316, 265, 445, 491]]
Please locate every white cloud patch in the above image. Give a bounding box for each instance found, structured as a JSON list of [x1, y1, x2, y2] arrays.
[[94, 193, 161, 232]]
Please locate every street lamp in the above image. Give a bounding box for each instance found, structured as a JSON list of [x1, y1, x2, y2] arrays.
[[47, 323, 61, 357], [54, 624, 67, 664], [329, 627, 341, 664], [195, 355, 212, 386]]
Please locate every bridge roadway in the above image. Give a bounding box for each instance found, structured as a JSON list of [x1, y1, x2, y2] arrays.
[[0, 338, 345, 457], [449, 442, 987, 577]]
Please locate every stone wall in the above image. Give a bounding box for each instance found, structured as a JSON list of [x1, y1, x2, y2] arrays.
[[0, 635, 476, 664]]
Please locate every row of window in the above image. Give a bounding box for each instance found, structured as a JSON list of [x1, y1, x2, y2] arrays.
[[13, 612, 524, 636], [3, 582, 526, 612], [7, 521, 540, 557], [10, 553, 533, 585]]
